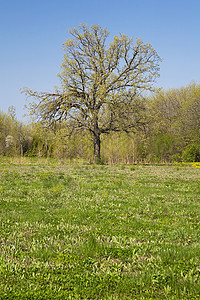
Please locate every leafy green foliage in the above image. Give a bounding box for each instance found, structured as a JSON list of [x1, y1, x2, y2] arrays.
[[182, 144, 200, 162]]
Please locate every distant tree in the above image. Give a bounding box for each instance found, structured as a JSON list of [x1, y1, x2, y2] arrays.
[[23, 24, 161, 162], [145, 83, 200, 162]]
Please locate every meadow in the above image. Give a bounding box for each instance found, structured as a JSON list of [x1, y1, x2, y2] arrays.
[[0, 158, 200, 299]]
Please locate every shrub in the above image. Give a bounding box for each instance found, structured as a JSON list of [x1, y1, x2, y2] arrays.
[[182, 144, 200, 162]]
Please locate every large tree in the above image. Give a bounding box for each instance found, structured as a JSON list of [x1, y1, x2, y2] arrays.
[[24, 24, 161, 161]]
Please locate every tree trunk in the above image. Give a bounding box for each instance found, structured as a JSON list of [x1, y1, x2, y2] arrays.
[[93, 122, 101, 163], [20, 143, 23, 157]]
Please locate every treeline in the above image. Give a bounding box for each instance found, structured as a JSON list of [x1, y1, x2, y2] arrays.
[[0, 106, 31, 157], [1, 83, 200, 163]]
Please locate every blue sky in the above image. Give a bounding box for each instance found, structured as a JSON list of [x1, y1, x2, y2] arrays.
[[0, 0, 200, 120]]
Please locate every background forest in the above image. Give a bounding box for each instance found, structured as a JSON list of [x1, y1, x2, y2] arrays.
[[1, 82, 200, 164]]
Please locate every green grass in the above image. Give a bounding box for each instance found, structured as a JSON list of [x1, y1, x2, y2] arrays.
[[0, 159, 200, 299]]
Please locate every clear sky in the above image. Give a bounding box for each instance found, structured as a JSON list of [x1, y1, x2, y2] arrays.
[[0, 0, 200, 120]]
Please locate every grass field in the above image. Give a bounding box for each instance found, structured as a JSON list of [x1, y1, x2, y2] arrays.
[[0, 158, 200, 299]]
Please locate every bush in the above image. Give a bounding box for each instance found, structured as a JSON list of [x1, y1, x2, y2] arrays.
[[182, 144, 200, 162], [155, 133, 174, 162]]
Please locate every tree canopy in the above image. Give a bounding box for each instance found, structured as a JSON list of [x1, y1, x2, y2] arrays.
[[24, 24, 161, 161]]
